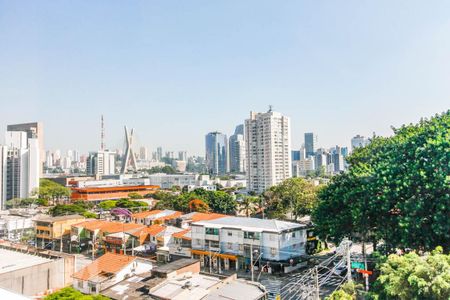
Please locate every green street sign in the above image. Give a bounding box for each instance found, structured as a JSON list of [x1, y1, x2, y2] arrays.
[[351, 262, 365, 269]]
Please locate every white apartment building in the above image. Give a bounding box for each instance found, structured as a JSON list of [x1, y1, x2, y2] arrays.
[[245, 110, 292, 193], [86, 150, 116, 176], [0, 131, 40, 209], [351, 134, 369, 150], [292, 157, 316, 177], [191, 216, 307, 271]]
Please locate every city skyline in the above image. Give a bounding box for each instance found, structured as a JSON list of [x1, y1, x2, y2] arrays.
[[1, 1, 449, 154]]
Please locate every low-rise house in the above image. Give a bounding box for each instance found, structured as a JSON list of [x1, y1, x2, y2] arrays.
[[175, 212, 226, 229], [99, 259, 266, 300], [70, 220, 145, 254], [169, 229, 192, 260], [131, 209, 182, 226], [72, 252, 153, 295], [149, 272, 266, 300], [0, 214, 34, 242], [191, 216, 307, 273], [154, 225, 185, 263], [34, 214, 85, 250]]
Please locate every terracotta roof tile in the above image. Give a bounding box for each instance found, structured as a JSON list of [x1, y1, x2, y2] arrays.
[[190, 212, 227, 222], [72, 220, 144, 234], [72, 253, 136, 281], [131, 210, 163, 219], [172, 229, 191, 240]]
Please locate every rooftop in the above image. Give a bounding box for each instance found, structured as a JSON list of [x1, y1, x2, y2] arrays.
[[0, 248, 52, 274], [205, 279, 267, 300], [151, 258, 199, 276], [72, 253, 136, 281], [34, 214, 84, 223], [181, 212, 227, 222], [192, 216, 305, 233], [72, 220, 145, 233]]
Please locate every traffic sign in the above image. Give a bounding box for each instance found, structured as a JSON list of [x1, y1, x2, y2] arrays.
[[351, 262, 365, 269], [356, 269, 373, 275]]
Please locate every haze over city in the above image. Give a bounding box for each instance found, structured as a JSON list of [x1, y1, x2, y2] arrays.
[[1, 1, 449, 154]]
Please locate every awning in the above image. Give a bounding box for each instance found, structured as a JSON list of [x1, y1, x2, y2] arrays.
[[191, 249, 238, 261]]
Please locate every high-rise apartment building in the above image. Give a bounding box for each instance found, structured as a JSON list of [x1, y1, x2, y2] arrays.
[[304, 132, 318, 158], [205, 132, 228, 175], [139, 146, 149, 160], [245, 110, 291, 193], [156, 147, 163, 161], [178, 151, 187, 162], [229, 124, 246, 174], [7, 122, 44, 174], [0, 131, 40, 209], [86, 150, 116, 176], [351, 135, 369, 150]]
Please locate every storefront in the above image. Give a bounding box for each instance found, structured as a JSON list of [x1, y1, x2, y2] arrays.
[[191, 250, 238, 271]]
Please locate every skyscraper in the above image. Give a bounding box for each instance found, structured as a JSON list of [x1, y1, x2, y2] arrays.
[[86, 150, 116, 176], [245, 110, 291, 193], [205, 132, 228, 175], [0, 131, 40, 209], [229, 124, 246, 174], [304, 132, 318, 158], [7, 122, 44, 174], [156, 147, 163, 161], [351, 135, 369, 150], [178, 151, 187, 161], [139, 146, 149, 160]]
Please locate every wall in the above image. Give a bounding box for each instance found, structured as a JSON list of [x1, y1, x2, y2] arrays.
[[0, 258, 65, 296]]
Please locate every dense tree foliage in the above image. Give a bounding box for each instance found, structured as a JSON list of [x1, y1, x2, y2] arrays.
[[144, 165, 177, 174], [326, 282, 363, 300], [155, 189, 237, 214], [45, 287, 109, 300], [369, 247, 450, 300], [263, 177, 319, 220], [128, 192, 143, 199], [313, 111, 450, 252], [33, 179, 71, 205], [49, 201, 94, 217]]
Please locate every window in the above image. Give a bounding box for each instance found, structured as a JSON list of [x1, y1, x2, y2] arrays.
[[244, 231, 260, 240], [228, 242, 232, 250], [205, 228, 219, 235], [292, 231, 296, 238], [77, 280, 83, 289], [228, 231, 232, 237], [271, 247, 276, 256]]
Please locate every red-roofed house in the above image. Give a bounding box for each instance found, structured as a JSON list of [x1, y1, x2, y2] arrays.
[[72, 253, 153, 295]]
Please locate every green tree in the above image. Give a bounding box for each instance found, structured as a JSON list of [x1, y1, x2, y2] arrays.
[[313, 111, 450, 252], [128, 192, 143, 199], [370, 247, 450, 300], [45, 287, 109, 300], [98, 200, 117, 210], [326, 282, 363, 300], [205, 190, 237, 214], [33, 179, 71, 205], [238, 196, 259, 217], [264, 177, 319, 220], [49, 204, 86, 216]]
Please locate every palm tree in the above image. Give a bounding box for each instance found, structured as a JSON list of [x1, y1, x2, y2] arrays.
[[239, 196, 258, 217]]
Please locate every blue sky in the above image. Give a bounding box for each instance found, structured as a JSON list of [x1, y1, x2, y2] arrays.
[[0, 1, 449, 155]]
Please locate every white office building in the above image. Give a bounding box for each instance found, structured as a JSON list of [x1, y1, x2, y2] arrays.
[[292, 157, 315, 177], [245, 110, 292, 193], [86, 150, 116, 176], [0, 131, 40, 209]]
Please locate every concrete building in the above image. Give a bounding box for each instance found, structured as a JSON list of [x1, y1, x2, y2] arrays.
[[245, 110, 292, 193], [139, 146, 148, 161], [147, 173, 197, 189], [7, 122, 44, 175], [0, 131, 40, 209], [178, 151, 187, 161], [34, 214, 85, 250], [72, 253, 153, 295], [292, 157, 315, 177], [86, 150, 116, 176], [229, 124, 246, 174], [205, 132, 228, 175], [0, 214, 34, 241], [304, 132, 317, 158], [191, 216, 307, 272], [0, 243, 75, 297], [351, 134, 369, 150]]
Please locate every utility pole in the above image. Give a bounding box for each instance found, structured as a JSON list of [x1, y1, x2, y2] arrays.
[[250, 243, 254, 282], [131, 237, 135, 256], [363, 241, 369, 291], [315, 266, 320, 300], [209, 241, 212, 274], [60, 223, 63, 252], [346, 241, 352, 283]]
